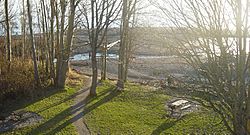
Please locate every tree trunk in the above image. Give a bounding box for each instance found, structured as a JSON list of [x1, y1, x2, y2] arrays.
[[5, 0, 11, 63], [101, 35, 107, 81], [40, 0, 49, 73], [124, 1, 137, 82], [55, 1, 60, 86], [36, 3, 43, 65], [56, 0, 66, 88], [27, 0, 40, 86], [57, 0, 77, 88], [124, 54, 129, 81], [246, 0, 250, 133], [22, 0, 26, 59], [50, 0, 55, 85], [90, 0, 97, 96], [86, 0, 121, 95], [91, 46, 98, 96], [117, 0, 128, 89], [235, 0, 248, 134]]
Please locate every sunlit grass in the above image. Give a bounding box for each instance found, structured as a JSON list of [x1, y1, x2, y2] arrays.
[[84, 81, 228, 134]]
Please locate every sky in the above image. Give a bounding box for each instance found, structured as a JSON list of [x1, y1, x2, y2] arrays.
[[1, 0, 163, 34], [2, 0, 163, 28], [1, 0, 249, 35]]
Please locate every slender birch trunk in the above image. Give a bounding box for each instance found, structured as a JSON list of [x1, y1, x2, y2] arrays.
[[50, 0, 55, 84], [27, 0, 40, 86], [22, 0, 26, 59], [90, 0, 98, 96], [5, 0, 11, 63], [117, 0, 128, 89]]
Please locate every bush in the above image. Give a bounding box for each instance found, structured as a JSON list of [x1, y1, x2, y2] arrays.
[[0, 59, 50, 101]]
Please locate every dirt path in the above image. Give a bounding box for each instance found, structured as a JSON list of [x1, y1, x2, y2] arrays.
[[71, 75, 91, 135]]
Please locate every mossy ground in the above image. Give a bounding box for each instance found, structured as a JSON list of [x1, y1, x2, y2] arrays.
[[84, 81, 228, 135], [2, 69, 85, 135]]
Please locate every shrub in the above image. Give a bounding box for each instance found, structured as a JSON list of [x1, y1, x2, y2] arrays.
[[0, 59, 50, 101]]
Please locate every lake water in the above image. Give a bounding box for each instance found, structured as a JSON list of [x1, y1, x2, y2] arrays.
[[72, 37, 250, 61], [72, 53, 177, 61], [72, 53, 118, 60]]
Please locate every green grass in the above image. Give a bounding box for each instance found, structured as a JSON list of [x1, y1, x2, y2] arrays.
[[84, 81, 228, 135], [2, 87, 77, 135], [2, 70, 85, 135]]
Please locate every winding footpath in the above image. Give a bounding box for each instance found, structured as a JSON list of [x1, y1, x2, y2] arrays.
[[71, 75, 91, 135]]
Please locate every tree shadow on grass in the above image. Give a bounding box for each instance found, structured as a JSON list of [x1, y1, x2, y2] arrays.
[[35, 87, 90, 114], [28, 87, 120, 134], [0, 86, 64, 116], [151, 119, 181, 135], [85, 86, 116, 105], [83, 88, 120, 115], [28, 96, 86, 135]]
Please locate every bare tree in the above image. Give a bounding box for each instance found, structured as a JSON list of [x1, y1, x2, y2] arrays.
[[117, 0, 128, 89], [79, 0, 122, 96], [56, 0, 66, 87], [27, 0, 40, 86], [117, 0, 137, 89], [56, 0, 80, 88], [155, 0, 250, 134], [50, 0, 55, 84], [21, 0, 26, 59], [40, 0, 49, 73], [4, 0, 11, 62], [55, 0, 60, 82], [100, 32, 108, 81], [124, 0, 137, 82]]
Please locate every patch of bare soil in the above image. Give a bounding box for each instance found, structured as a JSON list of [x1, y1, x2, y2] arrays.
[[0, 110, 43, 133]]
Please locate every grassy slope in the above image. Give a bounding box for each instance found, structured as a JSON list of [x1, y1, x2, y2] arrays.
[[2, 70, 85, 135], [84, 81, 228, 135]]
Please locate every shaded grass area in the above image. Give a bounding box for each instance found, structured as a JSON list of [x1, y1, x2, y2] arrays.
[[84, 81, 228, 135], [2, 69, 85, 135]]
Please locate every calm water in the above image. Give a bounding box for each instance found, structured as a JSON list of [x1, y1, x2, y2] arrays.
[[72, 53, 118, 60], [72, 53, 177, 61]]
